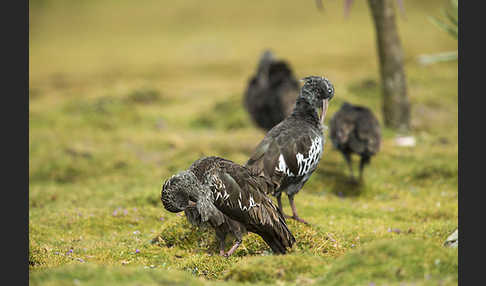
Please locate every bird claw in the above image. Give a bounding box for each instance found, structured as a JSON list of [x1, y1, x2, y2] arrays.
[[284, 212, 310, 224], [290, 216, 310, 225], [223, 251, 235, 258]]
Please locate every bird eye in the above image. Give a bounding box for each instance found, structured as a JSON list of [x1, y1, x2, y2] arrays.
[[328, 88, 333, 93]]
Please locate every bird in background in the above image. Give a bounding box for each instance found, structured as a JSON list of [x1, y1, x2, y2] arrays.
[[245, 76, 335, 224], [161, 156, 295, 257], [244, 50, 300, 131], [330, 102, 381, 182]]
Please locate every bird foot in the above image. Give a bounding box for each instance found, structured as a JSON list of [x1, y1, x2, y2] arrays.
[[223, 241, 241, 257], [223, 251, 234, 258], [288, 215, 310, 225]]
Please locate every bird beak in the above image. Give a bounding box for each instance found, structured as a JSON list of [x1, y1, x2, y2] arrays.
[[188, 200, 197, 207], [320, 98, 329, 125]]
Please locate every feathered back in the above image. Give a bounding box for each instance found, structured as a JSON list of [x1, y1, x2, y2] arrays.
[[244, 51, 299, 131], [191, 156, 296, 254], [330, 102, 381, 156]]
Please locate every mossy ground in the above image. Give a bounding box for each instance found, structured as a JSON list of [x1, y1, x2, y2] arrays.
[[30, 0, 457, 285]]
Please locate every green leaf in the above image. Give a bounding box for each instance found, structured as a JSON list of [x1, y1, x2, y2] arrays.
[[418, 51, 458, 65], [443, 9, 458, 27], [428, 16, 458, 39]]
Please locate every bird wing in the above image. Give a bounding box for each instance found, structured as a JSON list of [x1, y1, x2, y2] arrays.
[[356, 112, 381, 154], [330, 110, 355, 147], [346, 110, 381, 155], [246, 126, 322, 185], [208, 162, 295, 253], [245, 136, 274, 175]]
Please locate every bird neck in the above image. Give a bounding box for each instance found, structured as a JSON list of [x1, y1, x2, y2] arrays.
[[290, 93, 320, 125], [257, 64, 271, 86]]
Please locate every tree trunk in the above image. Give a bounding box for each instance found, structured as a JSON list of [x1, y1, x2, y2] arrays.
[[367, 0, 410, 132]]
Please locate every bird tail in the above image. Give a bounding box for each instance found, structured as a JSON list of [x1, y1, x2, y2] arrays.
[[259, 212, 296, 254]]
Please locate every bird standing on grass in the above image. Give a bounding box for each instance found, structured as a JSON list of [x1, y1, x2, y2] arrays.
[[330, 102, 381, 182], [245, 76, 335, 224], [244, 50, 300, 131], [161, 156, 295, 257]]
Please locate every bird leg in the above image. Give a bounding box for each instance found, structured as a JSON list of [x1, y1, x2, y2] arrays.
[[359, 159, 364, 182], [359, 156, 369, 182], [288, 194, 309, 224], [215, 229, 227, 256], [224, 239, 242, 257], [342, 152, 355, 181], [218, 237, 226, 256], [276, 193, 288, 217]]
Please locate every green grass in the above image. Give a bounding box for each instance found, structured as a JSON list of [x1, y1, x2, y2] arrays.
[[29, 0, 457, 285]]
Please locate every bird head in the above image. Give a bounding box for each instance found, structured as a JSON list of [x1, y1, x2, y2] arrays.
[[300, 76, 335, 124], [256, 50, 275, 80], [258, 50, 275, 66], [161, 171, 200, 213]]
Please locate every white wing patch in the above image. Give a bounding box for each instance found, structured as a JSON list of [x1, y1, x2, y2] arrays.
[[210, 173, 258, 212], [223, 190, 230, 200], [297, 136, 323, 176], [275, 136, 323, 177], [276, 154, 295, 176], [214, 189, 230, 201], [209, 174, 230, 202], [238, 194, 258, 211]]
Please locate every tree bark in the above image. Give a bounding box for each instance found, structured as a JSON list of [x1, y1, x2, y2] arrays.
[[367, 0, 410, 132]]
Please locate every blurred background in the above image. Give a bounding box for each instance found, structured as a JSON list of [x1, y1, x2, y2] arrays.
[[29, 0, 458, 285], [30, 0, 456, 93]]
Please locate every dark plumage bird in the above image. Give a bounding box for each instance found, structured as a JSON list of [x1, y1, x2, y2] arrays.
[[245, 76, 335, 224], [161, 156, 295, 257], [244, 50, 300, 131], [330, 102, 381, 181]]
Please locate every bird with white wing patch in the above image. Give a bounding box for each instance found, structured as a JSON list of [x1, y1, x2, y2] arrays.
[[161, 156, 295, 256], [246, 76, 335, 224]]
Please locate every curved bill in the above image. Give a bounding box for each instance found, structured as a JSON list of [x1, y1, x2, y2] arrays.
[[320, 98, 329, 125]]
